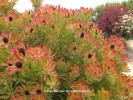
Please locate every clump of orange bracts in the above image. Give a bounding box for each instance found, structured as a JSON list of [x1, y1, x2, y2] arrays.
[[0, 1, 132, 100]]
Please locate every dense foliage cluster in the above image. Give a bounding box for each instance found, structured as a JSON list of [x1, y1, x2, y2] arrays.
[[0, 0, 133, 100]]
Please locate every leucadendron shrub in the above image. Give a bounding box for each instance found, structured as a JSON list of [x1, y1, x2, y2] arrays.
[[0, 0, 133, 100]]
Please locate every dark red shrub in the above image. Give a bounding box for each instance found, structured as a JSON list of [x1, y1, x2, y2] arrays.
[[96, 5, 128, 37]]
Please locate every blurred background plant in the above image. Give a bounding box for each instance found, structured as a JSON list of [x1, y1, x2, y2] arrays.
[[96, 5, 128, 38], [122, 0, 133, 10], [91, 0, 133, 22], [90, 0, 133, 39], [90, 2, 119, 22], [117, 10, 133, 39]]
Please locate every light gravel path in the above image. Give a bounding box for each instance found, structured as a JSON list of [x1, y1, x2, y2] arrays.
[[125, 40, 133, 76]]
